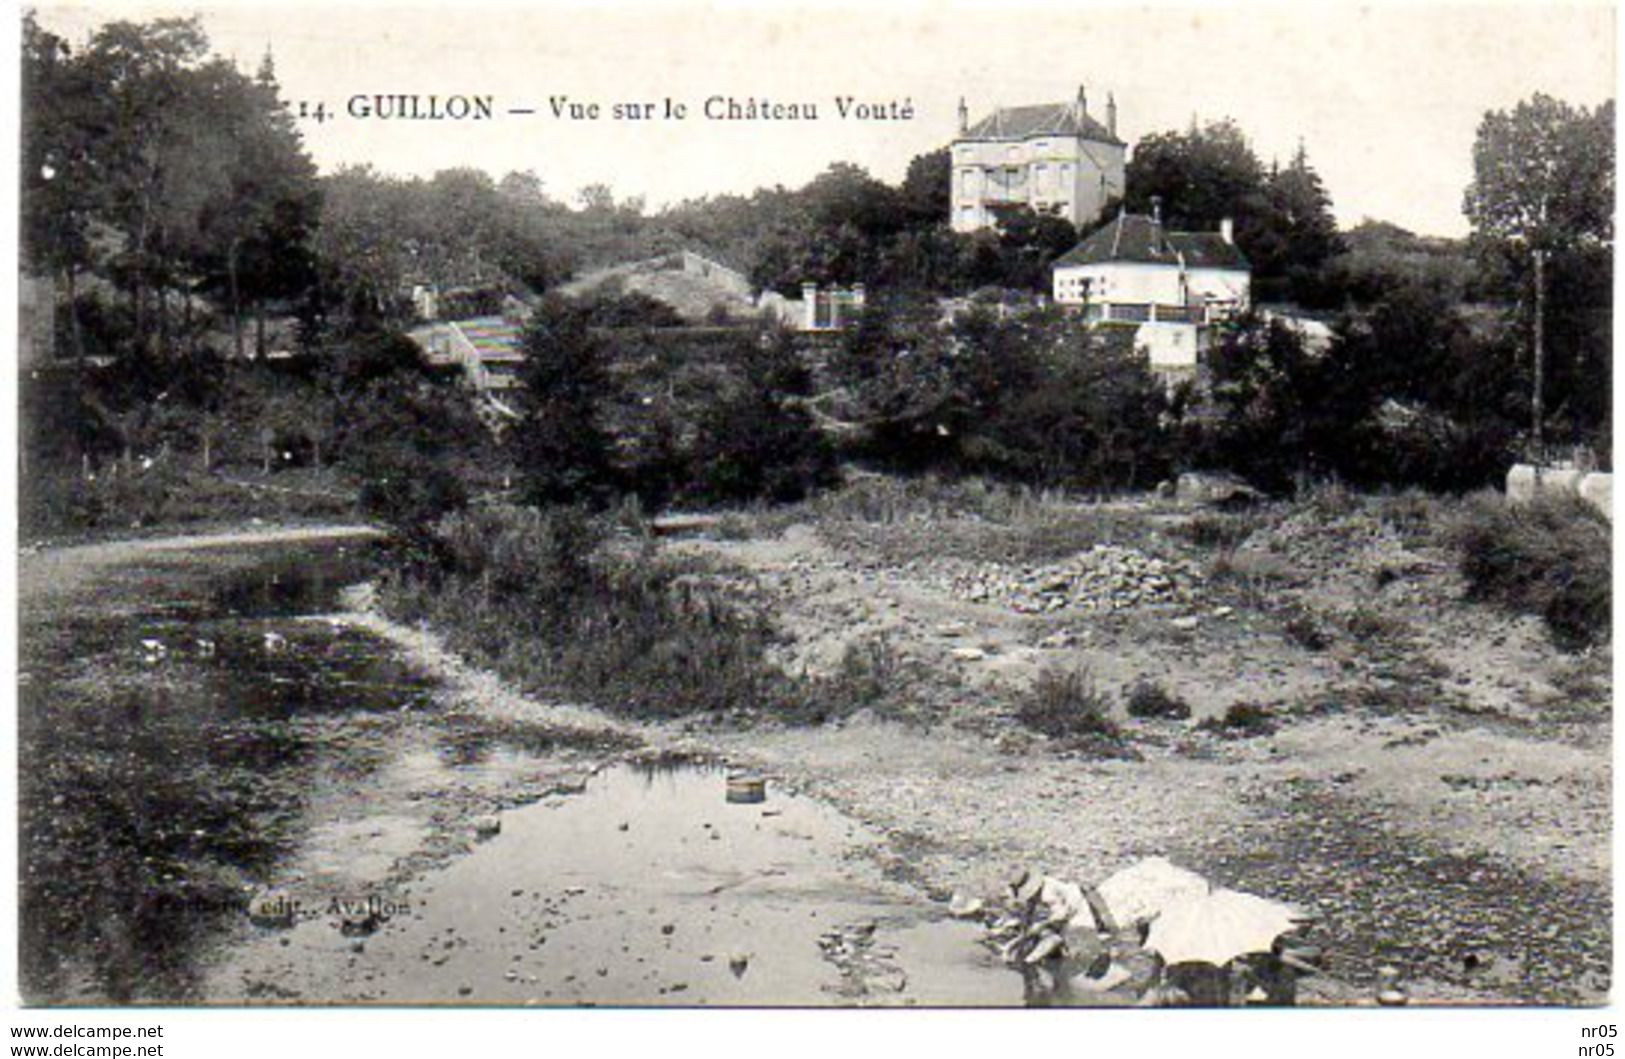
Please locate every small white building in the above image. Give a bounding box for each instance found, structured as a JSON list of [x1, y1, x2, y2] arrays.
[[1051, 208, 1250, 374]]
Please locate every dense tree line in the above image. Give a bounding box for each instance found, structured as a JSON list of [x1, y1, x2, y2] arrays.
[[23, 15, 319, 362], [19, 10, 1614, 536]]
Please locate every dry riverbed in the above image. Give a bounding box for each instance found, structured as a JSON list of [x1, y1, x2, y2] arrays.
[[18, 492, 1611, 1006]]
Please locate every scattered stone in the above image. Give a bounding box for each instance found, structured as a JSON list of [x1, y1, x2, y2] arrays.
[[1171, 616, 1201, 631], [947, 893, 985, 919], [950, 647, 987, 662], [940, 544, 1201, 615], [473, 815, 502, 840]]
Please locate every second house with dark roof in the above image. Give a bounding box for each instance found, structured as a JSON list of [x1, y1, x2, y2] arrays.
[[1051, 202, 1252, 375]]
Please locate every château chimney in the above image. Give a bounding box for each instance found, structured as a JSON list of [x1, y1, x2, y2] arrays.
[[957, 96, 968, 135], [1076, 84, 1088, 119], [1106, 92, 1117, 138]]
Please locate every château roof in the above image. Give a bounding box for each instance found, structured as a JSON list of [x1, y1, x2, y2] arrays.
[[1053, 212, 1250, 271], [961, 102, 1122, 145]]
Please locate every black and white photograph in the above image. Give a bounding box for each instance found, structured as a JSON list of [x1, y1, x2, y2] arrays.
[[6, 0, 1616, 1040]]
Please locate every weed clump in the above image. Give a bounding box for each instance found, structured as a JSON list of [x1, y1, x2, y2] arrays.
[[1451, 493, 1610, 650], [1124, 680, 1192, 720], [1173, 512, 1263, 551], [1282, 607, 1331, 651], [1015, 666, 1120, 741], [1199, 701, 1278, 737]]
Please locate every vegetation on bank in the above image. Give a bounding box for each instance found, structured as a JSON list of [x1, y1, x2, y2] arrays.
[[1452, 494, 1611, 650]]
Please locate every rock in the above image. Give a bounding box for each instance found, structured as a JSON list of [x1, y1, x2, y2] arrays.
[[728, 953, 751, 978], [1171, 616, 1200, 631], [950, 647, 987, 661], [1177, 470, 1262, 507], [947, 893, 985, 919], [473, 815, 502, 840]]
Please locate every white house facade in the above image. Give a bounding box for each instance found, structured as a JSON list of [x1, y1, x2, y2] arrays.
[[950, 87, 1126, 234], [1052, 210, 1250, 373]]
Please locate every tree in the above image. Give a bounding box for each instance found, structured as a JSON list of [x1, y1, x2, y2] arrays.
[[1463, 93, 1614, 455], [21, 14, 101, 362], [1127, 120, 1343, 305], [515, 297, 619, 506], [1125, 119, 1269, 235], [899, 148, 950, 225], [686, 330, 837, 503], [1263, 143, 1344, 304]]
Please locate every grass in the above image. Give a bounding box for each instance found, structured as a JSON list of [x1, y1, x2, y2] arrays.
[[379, 504, 933, 727], [1450, 492, 1610, 650], [807, 474, 1173, 567], [380, 505, 789, 721], [21, 461, 357, 541]]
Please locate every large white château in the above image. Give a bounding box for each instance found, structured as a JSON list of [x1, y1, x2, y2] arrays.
[[949, 86, 1126, 234]]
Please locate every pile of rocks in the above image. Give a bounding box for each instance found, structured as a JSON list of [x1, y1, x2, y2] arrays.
[[941, 544, 1201, 614]]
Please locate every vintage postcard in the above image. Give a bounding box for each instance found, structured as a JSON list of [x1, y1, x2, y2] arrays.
[[10, 0, 1614, 1032]]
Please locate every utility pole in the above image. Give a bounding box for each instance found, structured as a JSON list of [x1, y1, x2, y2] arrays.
[[1531, 246, 1547, 460]]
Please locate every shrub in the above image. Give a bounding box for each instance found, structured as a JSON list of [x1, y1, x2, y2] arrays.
[[356, 450, 469, 532], [1451, 493, 1611, 650], [1199, 702, 1278, 737], [1124, 680, 1192, 720], [1282, 607, 1331, 651], [1343, 606, 1403, 643], [1015, 666, 1119, 740], [1173, 512, 1262, 551]]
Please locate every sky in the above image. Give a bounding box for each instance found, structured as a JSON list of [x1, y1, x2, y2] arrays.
[[29, 0, 1619, 237]]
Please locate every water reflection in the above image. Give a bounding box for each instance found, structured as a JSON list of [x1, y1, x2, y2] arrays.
[[18, 541, 437, 1003]]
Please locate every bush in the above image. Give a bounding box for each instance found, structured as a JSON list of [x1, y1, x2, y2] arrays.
[[1452, 493, 1611, 650], [1282, 607, 1331, 651], [356, 450, 469, 532], [1124, 680, 1191, 720], [1172, 512, 1262, 551], [1199, 702, 1278, 737], [1016, 666, 1119, 740]]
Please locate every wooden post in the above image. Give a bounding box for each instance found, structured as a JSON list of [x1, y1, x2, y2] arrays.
[[1531, 247, 1546, 461]]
